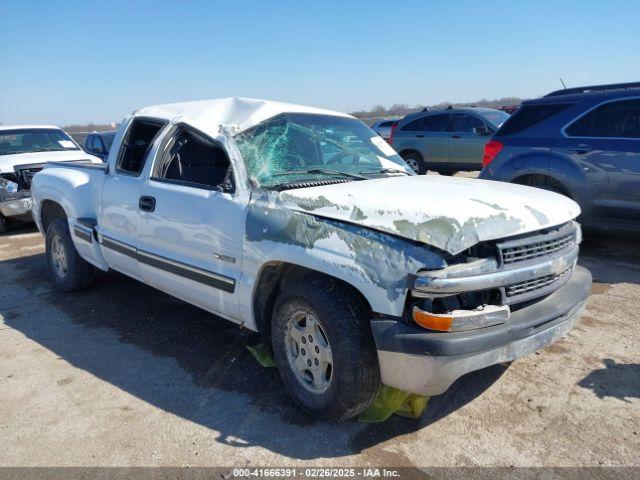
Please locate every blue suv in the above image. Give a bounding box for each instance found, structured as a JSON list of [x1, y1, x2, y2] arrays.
[[480, 82, 640, 230]]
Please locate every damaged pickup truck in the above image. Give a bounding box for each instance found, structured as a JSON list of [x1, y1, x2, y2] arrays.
[[30, 98, 591, 421]]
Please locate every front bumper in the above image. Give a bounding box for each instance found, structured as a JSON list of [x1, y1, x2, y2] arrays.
[[372, 265, 591, 396], [0, 192, 32, 220]]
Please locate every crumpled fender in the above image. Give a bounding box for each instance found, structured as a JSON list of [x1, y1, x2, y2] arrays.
[[240, 191, 447, 320]]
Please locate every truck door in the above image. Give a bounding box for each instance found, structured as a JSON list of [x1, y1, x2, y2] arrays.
[[98, 117, 167, 280], [137, 124, 247, 321]]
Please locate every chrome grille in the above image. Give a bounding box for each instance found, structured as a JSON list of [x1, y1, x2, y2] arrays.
[[499, 226, 576, 265], [18, 167, 43, 189], [506, 267, 572, 297]]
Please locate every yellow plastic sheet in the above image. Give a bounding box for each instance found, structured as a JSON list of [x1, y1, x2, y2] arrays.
[[246, 344, 429, 422], [246, 343, 277, 368], [358, 385, 429, 422]]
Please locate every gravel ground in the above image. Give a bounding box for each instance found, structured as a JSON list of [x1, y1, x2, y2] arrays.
[[0, 218, 638, 468]]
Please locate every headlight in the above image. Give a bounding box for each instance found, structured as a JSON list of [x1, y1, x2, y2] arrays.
[[412, 304, 510, 332]]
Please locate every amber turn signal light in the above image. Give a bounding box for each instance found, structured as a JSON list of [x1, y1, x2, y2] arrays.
[[412, 307, 453, 332], [412, 305, 510, 332]]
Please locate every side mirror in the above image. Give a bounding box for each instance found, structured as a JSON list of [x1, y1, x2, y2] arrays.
[[473, 126, 493, 136]]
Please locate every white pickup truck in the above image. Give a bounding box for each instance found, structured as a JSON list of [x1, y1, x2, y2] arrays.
[[0, 125, 101, 232], [31, 98, 591, 421]]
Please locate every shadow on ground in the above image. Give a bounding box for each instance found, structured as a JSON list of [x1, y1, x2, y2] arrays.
[[0, 251, 506, 460], [579, 231, 640, 285], [578, 359, 640, 403], [0, 220, 38, 237]]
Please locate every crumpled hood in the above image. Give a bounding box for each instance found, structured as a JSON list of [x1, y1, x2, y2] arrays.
[[0, 150, 100, 173], [279, 175, 581, 255]]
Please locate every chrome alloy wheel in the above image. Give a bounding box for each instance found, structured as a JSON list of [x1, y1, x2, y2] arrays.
[[51, 235, 68, 278], [405, 157, 420, 174], [284, 310, 333, 393]]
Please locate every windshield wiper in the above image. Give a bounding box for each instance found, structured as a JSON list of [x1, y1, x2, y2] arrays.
[[272, 168, 367, 180], [358, 167, 412, 176]]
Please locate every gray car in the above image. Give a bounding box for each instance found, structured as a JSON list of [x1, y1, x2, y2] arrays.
[[390, 107, 510, 174], [371, 118, 400, 141]]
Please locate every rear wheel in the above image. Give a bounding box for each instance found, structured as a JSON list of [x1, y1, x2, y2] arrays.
[[401, 152, 426, 175], [46, 219, 96, 291], [271, 274, 381, 421]]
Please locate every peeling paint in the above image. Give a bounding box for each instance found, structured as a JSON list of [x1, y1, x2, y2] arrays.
[[470, 198, 508, 211], [350, 206, 367, 221], [525, 205, 549, 225], [278, 175, 581, 255], [280, 194, 344, 212], [246, 191, 446, 301]]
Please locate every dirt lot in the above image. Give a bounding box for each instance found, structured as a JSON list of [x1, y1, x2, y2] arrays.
[[0, 221, 638, 468]]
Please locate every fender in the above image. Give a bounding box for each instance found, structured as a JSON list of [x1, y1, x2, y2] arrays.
[[546, 153, 592, 201], [238, 196, 447, 327], [31, 166, 110, 270], [482, 152, 550, 182]]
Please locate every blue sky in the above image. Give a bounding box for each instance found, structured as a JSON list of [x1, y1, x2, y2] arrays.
[[1, 0, 639, 125]]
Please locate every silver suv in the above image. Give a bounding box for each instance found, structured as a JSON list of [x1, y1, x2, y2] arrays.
[[390, 107, 510, 174]]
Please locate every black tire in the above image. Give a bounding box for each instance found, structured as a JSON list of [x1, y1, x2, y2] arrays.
[[401, 151, 426, 175], [271, 274, 381, 421], [0, 215, 10, 234], [45, 218, 95, 291]]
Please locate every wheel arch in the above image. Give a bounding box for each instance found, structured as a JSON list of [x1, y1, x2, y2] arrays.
[[252, 261, 374, 341], [512, 173, 575, 199], [398, 148, 423, 160], [40, 199, 68, 233]]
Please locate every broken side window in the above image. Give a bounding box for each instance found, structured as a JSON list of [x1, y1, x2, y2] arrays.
[[117, 118, 167, 175], [152, 126, 234, 192]]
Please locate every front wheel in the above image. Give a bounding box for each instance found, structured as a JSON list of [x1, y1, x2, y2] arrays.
[[46, 219, 96, 291], [401, 152, 426, 175], [271, 275, 381, 421]]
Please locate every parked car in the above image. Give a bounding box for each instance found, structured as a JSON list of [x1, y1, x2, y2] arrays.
[[0, 125, 102, 232], [31, 97, 590, 421], [498, 105, 520, 114], [480, 82, 640, 230], [371, 118, 400, 141], [390, 107, 510, 174], [83, 130, 117, 161]]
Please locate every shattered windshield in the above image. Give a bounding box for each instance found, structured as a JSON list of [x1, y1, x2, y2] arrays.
[[0, 129, 80, 155], [234, 113, 414, 188]]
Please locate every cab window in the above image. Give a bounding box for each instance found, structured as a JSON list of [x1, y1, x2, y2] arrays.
[[153, 126, 234, 192], [117, 118, 167, 175]]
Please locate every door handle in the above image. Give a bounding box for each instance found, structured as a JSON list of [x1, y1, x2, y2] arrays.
[[138, 196, 156, 212], [415, 134, 424, 138], [451, 135, 461, 139], [569, 144, 593, 154]]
